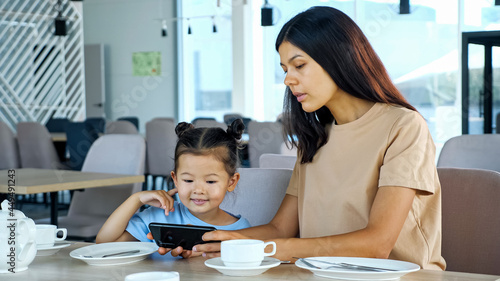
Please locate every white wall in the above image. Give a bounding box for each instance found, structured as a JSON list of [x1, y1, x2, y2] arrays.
[[82, 0, 178, 132]]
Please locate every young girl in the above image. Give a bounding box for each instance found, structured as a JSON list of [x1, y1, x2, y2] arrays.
[[195, 6, 445, 270], [96, 119, 251, 257]]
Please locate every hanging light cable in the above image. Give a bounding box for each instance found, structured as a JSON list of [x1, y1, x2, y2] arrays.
[[187, 18, 192, 34]]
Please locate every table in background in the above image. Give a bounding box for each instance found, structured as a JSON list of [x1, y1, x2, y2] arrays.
[[7, 242, 500, 281], [0, 168, 144, 226]]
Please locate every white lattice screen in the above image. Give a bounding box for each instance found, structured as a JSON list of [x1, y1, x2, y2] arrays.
[[0, 0, 85, 131]]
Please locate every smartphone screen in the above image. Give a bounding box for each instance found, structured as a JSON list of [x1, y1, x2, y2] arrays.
[[148, 223, 217, 250]]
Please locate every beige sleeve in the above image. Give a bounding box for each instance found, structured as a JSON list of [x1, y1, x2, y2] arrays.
[[379, 111, 436, 194], [286, 157, 301, 196]]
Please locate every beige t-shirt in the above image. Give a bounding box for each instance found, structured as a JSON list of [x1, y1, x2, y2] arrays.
[[286, 103, 446, 270]]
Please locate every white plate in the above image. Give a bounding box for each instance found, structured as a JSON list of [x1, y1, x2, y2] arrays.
[[205, 257, 281, 276], [36, 242, 72, 256], [70, 242, 158, 266], [295, 257, 420, 280]]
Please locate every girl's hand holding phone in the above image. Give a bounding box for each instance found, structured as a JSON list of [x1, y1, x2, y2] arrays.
[[137, 188, 178, 216], [146, 232, 202, 258]]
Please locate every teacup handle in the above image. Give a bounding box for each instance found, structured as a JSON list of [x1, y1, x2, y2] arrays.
[[263, 241, 276, 256], [55, 228, 67, 241]]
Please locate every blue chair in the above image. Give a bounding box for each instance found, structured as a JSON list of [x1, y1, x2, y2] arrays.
[[118, 116, 139, 131], [45, 117, 69, 132], [65, 122, 99, 171], [84, 117, 106, 135]]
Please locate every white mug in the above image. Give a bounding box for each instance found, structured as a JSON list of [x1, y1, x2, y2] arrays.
[[35, 224, 67, 247], [221, 239, 276, 267], [124, 271, 179, 281]]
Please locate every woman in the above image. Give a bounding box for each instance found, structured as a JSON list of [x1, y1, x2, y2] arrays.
[[189, 6, 445, 270]]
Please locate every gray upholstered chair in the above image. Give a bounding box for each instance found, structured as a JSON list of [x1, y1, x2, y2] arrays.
[[259, 153, 296, 170], [105, 120, 139, 134], [247, 121, 284, 168], [220, 168, 292, 226], [0, 121, 20, 170], [437, 134, 500, 172], [37, 134, 146, 240], [16, 122, 66, 169], [193, 119, 226, 129], [145, 119, 177, 190], [438, 167, 500, 275]]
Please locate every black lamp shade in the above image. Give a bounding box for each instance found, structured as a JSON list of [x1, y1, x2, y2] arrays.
[[400, 0, 410, 14], [54, 18, 67, 36], [261, 7, 273, 26]]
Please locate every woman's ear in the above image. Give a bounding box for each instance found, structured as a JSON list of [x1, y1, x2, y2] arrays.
[[227, 172, 240, 192]]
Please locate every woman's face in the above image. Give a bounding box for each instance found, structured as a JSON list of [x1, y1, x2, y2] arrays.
[[171, 153, 238, 222], [278, 41, 340, 113]]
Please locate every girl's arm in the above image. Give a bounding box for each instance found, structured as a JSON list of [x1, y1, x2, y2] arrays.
[[196, 186, 416, 261], [96, 189, 177, 243]]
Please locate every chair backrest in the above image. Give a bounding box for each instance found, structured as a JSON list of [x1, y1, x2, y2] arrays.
[[496, 113, 500, 134], [145, 119, 176, 176], [65, 122, 99, 171], [193, 119, 227, 129], [437, 134, 500, 172], [223, 113, 243, 125], [220, 168, 292, 226], [45, 117, 69, 132], [259, 153, 296, 170], [84, 117, 106, 134], [0, 121, 20, 169], [247, 121, 284, 168], [68, 134, 146, 217], [118, 116, 139, 131], [438, 167, 500, 275], [16, 122, 63, 169], [105, 120, 139, 134]]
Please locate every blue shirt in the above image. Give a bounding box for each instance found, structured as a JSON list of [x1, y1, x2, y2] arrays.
[[126, 201, 251, 242]]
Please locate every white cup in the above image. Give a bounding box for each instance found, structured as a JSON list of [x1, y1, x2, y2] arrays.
[[221, 239, 276, 267], [35, 224, 67, 247], [124, 271, 179, 281]]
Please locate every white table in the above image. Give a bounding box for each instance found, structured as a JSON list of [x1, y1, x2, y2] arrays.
[[6, 242, 500, 281], [0, 168, 144, 226]]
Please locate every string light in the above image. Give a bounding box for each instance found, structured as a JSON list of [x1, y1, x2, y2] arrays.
[[161, 20, 168, 37], [212, 16, 217, 33], [54, 0, 67, 36]]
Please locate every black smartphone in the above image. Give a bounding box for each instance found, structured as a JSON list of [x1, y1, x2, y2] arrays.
[[148, 222, 217, 250]]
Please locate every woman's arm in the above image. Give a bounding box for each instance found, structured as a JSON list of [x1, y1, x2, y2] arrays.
[[198, 186, 415, 261], [193, 194, 299, 256], [96, 189, 177, 243]]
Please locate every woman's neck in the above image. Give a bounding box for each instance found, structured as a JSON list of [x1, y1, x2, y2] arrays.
[[326, 93, 375, 125]]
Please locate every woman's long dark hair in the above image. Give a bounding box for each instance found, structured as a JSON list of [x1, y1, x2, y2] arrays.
[[276, 6, 416, 164]]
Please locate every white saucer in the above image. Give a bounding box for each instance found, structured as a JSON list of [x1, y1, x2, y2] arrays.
[[295, 257, 420, 280], [36, 242, 72, 256], [204, 257, 281, 276], [70, 242, 158, 266]]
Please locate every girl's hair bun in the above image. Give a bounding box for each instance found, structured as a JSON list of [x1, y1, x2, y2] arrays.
[[226, 118, 245, 140], [175, 122, 195, 137]]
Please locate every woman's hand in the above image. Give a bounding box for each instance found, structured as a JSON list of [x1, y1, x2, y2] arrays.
[[146, 232, 202, 258], [192, 230, 250, 258], [137, 189, 178, 216]]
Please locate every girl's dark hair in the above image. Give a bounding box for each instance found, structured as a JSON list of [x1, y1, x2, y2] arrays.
[[276, 6, 416, 164], [173, 119, 245, 176]]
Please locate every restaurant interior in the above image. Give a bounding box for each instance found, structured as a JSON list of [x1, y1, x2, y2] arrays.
[[1, 0, 500, 280]]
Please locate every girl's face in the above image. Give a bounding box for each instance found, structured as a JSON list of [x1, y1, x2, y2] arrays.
[[171, 153, 239, 223], [278, 41, 341, 113]]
